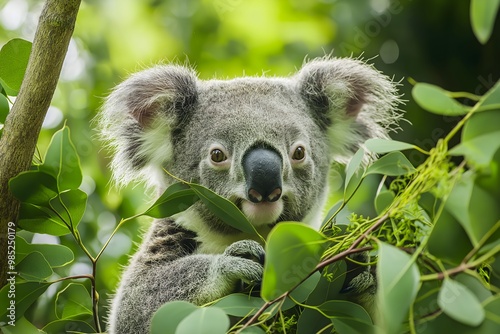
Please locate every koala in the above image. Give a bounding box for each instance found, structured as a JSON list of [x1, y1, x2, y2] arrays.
[[98, 57, 401, 333]]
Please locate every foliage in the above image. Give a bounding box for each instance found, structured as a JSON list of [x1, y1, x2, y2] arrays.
[[0, 1, 499, 333]]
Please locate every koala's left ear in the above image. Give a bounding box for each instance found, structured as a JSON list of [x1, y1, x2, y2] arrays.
[[297, 57, 402, 163]]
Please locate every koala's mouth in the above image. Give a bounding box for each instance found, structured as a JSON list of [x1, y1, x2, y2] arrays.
[[235, 198, 284, 227]]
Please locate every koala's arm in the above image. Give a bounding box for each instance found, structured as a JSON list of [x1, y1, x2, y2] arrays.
[[107, 219, 264, 334]]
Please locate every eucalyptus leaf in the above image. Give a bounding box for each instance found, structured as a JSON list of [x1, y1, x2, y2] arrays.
[[150, 301, 198, 334], [0, 93, 9, 123], [376, 242, 420, 334], [366, 151, 415, 176], [188, 183, 257, 235], [9, 170, 58, 206], [476, 79, 500, 110], [449, 131, 500, 167], [40, 126, 82, 191], [175, 307, 230, 334], [470, 0, 500, 44], [0, 38, 32, 96], [0, 282, 50, 324], [375, 190, 395, 215], [55, 283, 92, 319], [1, 316, 45, 334], [16, 236, 73, 267], [42, 319, 95, 333], [262, 223, 327, 301], [16, 251, 53, 281], [143, 182, 199, 218], [364, 139, 416, 154], [17, 203, 71, 236], [438, 278, 485, 326], [212, 293, 265, 317], [412, 83, 468, 116], [49, 189, 88, 230]]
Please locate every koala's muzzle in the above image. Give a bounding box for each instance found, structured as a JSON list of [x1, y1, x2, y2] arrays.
[[242, 148, 282, 203]]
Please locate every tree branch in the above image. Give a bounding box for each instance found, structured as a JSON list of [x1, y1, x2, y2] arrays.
[[0, 0, 81, 286]]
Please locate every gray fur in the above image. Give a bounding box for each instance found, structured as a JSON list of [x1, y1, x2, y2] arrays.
[[99, 57, 401, 333]]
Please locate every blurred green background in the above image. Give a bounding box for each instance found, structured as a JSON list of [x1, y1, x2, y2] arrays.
[[1, 0, 499, 329]]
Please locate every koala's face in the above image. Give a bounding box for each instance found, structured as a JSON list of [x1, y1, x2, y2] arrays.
[[100, 58, 400, 232], [173, 79, 331, 229]]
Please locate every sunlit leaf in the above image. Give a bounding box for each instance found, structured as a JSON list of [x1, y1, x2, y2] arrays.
[[0, 38, 32, 96], [366, 151, 415, 176], [143, 182, 198, 218], [438, 278, 485, 326], [175, 307, 230, 334], [15, 236, 74, 268], [17, 203, 71, 236], [470, 0, 500, 44], [376, 242, 420, 334], [55, 283, 92, 320], [16, 252, 53, 281], [40, 126, 82, 191], [150, 301, 198, 334], [412, 83, 468, 115], [262, 223, 327, 301], [364, 139, 416, 154], [188, 183, 257, 235], [9, 170, 58, 205]]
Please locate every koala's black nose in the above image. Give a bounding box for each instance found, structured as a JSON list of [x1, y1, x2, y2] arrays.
[[242, 147, 282, 203]]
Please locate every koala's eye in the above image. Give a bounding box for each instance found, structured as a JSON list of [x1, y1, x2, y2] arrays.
[[210, 149, 227, 163], [292, 146, 306, 161]]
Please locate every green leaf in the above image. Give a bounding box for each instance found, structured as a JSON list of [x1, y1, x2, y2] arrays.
[[143, 182, 199, 218], [412, 83, 468, 116], [438, 278, 485, 326], [0, 93, 9, 123], [450, 131, 500, 167], [261, 223, 327, 301], [55, 283, 92, 319], [344, 148, 365, 200], [151, 301, 198, 334], [470, 0, 500, 44], [16, 251, 53, 281], [175, 307, 230, 334], [0, 38, 32, 96], [366, 151, 415, 176], [48, 189, 88, 230], [445, 172, 500, 246], [317, 300, 375, 334], [374, 190, 395, 215], [1, 316, 45, 334], [477, 80, 500, 111], [212, 294, 265, 317], [43, 319, 95, 333], [0, 281, 50, 324], [15, 236, 73, 268], [188, 183, 257, 235], [364, 139, 416, 154], [376, 242, 420, 334], [17, 203, 71, 236], [9, 170, 58, 205], [40, 126, 82, 191], [462, 109, 500, 141]]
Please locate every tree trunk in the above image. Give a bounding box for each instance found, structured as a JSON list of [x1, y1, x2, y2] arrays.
[[0, 0, 81, 287]]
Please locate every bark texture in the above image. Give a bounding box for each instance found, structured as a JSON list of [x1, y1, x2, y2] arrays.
[[0, 0, 81, 286]]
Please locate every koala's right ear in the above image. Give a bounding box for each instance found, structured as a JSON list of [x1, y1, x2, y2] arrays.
[[98, 65, 198, 187]]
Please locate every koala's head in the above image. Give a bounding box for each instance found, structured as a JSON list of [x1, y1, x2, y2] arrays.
[[99, 57, 401, 232]]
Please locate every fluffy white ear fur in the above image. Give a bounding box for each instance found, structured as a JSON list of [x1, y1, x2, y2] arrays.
[[297, 57, 402, 164], [98, 65, 198, 188]]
